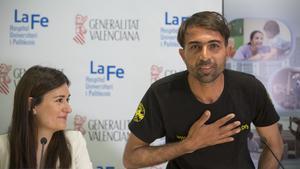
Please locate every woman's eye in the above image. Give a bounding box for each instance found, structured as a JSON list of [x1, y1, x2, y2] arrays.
[[56, 98, 64, 103]]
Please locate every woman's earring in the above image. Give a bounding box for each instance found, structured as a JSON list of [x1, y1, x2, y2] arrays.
[[33, 109, 37, 115]]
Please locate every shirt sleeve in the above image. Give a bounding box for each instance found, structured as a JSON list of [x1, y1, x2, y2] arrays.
[[252, 78, 280, 127], [128, 86, 165, 143]]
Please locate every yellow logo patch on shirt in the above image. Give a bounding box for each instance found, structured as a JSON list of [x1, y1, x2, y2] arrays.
[[176, 135, 186, 141], [240, 124, 249, 131], [133, 103, 145, 122]]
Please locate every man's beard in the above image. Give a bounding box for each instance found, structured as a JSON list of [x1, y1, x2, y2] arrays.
[[188, 59, 224, 83]]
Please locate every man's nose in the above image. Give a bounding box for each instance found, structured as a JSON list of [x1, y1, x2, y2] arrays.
[[199, 45, 210, 60]]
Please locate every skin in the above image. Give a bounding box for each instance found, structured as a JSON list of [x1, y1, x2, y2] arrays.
[[31, 83, 72, 168], [179, 26, 227, 103], [257, 124, 284, 169]]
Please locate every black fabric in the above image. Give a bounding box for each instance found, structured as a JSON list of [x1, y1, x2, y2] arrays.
[[129, 69, 279, 169]]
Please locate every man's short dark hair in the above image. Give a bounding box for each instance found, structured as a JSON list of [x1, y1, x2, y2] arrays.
[[177, 11, 230, 48]]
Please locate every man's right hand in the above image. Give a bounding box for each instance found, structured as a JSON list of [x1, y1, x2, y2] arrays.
[[123, 110, 241, 168], [182, 110, 241, 153]]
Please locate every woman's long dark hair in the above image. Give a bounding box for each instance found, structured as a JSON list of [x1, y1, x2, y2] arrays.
[[8, 65, 71, 169]]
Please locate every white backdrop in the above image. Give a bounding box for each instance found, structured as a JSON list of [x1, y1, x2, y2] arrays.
[[0, 1, 222, 168]]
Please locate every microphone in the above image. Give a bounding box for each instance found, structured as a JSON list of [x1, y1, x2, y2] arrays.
[[40, 137, 47, 169], [261, 139, 285, 169]]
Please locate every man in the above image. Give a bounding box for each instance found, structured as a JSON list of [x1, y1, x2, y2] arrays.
[[123, 11, 283, 169]]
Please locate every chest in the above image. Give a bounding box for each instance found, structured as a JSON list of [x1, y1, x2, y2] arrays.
[[159, 91, 252, 142]]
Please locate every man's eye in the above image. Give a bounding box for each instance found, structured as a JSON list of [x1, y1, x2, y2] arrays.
[[209, 43, 220, 50], [190, 44, 200, 50], [67, 98, 70, 103]]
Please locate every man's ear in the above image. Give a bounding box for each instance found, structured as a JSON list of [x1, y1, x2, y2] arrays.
[[179, 48, 185, 61], [225, 45, 230, 56]]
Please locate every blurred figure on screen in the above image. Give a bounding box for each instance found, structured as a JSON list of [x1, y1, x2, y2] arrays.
[[262, 20, 291, 60], [123, 11, 283, 169], [234, 30, 270, 60], [0, 65, 93, 169], [226, 37, 236, 57]]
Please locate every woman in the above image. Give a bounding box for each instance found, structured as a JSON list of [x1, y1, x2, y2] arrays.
[[0, 65, 93, 169], [234, 30, 270, 60]]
